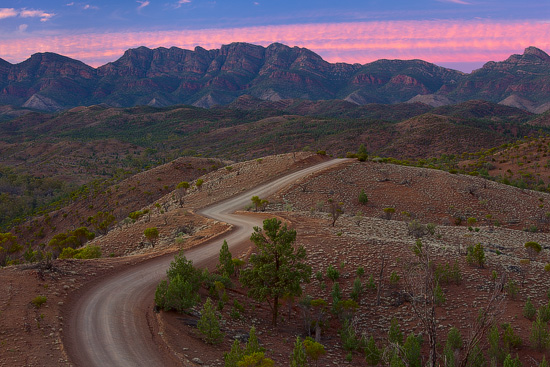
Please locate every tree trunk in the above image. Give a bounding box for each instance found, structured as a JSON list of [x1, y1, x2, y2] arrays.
[[376, 256, 385, 306], [273, 296, 279, 326], [315, 324, 321, 342]]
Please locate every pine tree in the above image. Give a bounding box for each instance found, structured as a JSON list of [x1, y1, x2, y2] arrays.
[[403, 333, 421, 367], [218, 240, 235, 277], [290, 337, 307, 367], [388, 318, 403, 345], [240, 218, 312, 326], [198, 298, 224, 344], [224, 339, 244, 367], [364, 335, 381, 366], [244, 326, 264, 356]]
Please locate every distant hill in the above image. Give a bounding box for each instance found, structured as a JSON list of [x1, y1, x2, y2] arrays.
[[0, 43, 549, 112]]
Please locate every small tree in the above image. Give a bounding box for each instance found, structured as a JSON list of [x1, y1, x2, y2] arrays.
[[530, 312, 550, 351], [525, 241, 542, 261], [388, 318, 403, 345], [175, 181, 190, 206], [290, 337, 307, 367], [198, 297, 224, 344], [237, 353, 274, 367], [195, 178, 204, 191], [466, 243, 486, 268], [303, 338, 326, 367], [444, 327, 463, 367], [144, 227, 159, 248], [383, 207, 395, 220], [240, 218, 312, 326], [403, 333, 422, 367], [523, 297, 536, 320], [251, 196, 262, 212], [364, 335, 381, 366], [224, 339, 244, 367], [218, 240, 235, 277], [358, 190, 369, 205], [328, 199, 343, 227]]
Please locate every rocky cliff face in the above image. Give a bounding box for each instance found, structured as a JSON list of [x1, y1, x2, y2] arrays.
[[0, 43, 549, 112]]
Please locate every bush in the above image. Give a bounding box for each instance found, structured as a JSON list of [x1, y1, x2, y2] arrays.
[[350, 278, 363, 302], [530, 313, 550, 351], [383, 207, 395, 220], [364, 335, 381, 366], [198, 298, 224, 344], [74, 245, 102, 259], [525, 241, 542, 260], [31, 295, 47, 308], [389, 271, 400, 287], [505, 280, 519, 300], [403, 333, 422, 367], [388, 318, 403, 345], [539, 303, 550, 323], [502, 323, 522, 353], [358, 190, 368, 205], [444, 327, 463, 367], [466, 243, 486, 268], [326, 265, 340, 282], [339, 318, 359, 352], [59, 245, 101, 259], [523, 298, 536, 320]]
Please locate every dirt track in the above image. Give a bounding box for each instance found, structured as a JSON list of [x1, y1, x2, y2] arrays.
[[64, 158, 349, 367]]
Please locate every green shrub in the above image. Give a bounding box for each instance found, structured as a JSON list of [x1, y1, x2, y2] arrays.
[[74, 245, 101, 259], [326, 265, 340, 282], [364, 335, 381, 366], [389, 271, 400, 286], [444, 327, 463, 367], [503, 354, 522, 367], [350, 278, 363, 302], [358, 190, 368, 205], [31, 295, 47, 308], [339, 318, 359, 352], [523, 298, 536, 320], [539, 303, 550, 323], [531, 313, 550, 351], [388, 318, 403, 345], [502, 323, 522, 353], [403, 333, 422, 367], [505, 280, 519, 300], [466, 243, 486, 268], [198, 298, 224, 344]]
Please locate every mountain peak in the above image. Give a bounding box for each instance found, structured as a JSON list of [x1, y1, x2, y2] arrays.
[[523, 46, 550, 62]]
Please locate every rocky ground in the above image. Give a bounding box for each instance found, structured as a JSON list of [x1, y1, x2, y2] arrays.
[[1, 154, 550, 366]]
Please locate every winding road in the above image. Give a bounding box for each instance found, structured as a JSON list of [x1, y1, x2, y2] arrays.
[[65, 158, 347, 367]]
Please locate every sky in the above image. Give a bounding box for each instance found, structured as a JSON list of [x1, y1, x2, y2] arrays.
[[0, 1, 549, 73]]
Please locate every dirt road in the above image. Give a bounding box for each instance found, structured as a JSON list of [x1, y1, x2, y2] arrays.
[[65, 158, 347, 366]]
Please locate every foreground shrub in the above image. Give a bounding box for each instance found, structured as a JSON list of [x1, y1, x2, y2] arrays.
[[31, 295, 47, 308]]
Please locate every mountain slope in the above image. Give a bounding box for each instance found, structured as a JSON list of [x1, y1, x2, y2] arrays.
[[1, 43, 549, 111]]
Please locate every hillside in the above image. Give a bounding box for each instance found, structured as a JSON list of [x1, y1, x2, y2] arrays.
[[1, 154, 549, 366], [0, 43, 549, 112]]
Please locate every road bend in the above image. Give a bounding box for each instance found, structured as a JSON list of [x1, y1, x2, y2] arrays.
[[65, 158, 347, 367]]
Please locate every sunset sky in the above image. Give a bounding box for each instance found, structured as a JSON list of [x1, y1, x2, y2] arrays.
[[0, 0, 549, 72]]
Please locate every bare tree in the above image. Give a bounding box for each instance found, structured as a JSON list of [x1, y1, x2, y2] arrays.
[[376, 254, 386, 306], [328, 199, 343, 227], [404, 239, 438, 367], [458, 273, 506, 367]]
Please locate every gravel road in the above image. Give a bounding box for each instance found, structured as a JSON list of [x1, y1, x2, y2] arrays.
[[65, 158, 347, 367]]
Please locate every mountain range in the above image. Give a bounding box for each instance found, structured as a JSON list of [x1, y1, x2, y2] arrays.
[[0, 43, 549, 113]]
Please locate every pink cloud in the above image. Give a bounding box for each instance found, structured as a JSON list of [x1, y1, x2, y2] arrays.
[[0, 20, 548, 68], [0, 8, 18, 19], [20, 9, 55, 22]]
